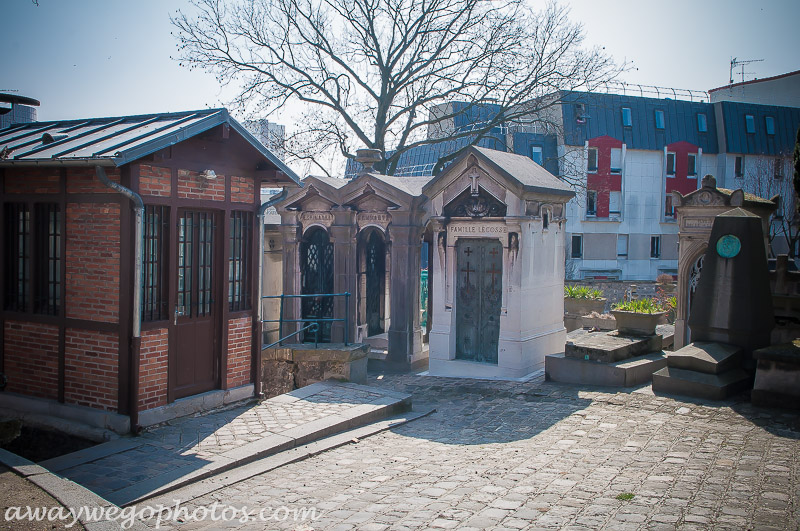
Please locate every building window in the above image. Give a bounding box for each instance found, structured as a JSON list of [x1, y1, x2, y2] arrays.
[[4, 202, 61, 315], [617, 234, 628, 258], [774, 159, 784, 180], [542, 209, 549, 229], [610, 148, 622, 173], [530, 145, 543, 165], [586, 191, 597, 216], [650, 236, 661, 258], [571, 234, 583, 258], [765, 116, 775, 135], [666, 152, 676, 176], [609, 191, 621, 215], [229, 211, 253, 311], [687, 153, 697, 176], [575, 103, 586, 124], [143, 205, 169, 321], [745, 114, 755, 134], [622, 107, 632, 127], [664, 194, 675, 219], [697, 113, 708, 132], [655, 110, 665, 129], [735, 156, 744, 178], [587, 147, 598, 172]]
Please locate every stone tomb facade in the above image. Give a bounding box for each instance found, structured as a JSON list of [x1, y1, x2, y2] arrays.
[[269, 146, 574, 377], [425, 148, 574, 378], [672, 175, 777, 349]]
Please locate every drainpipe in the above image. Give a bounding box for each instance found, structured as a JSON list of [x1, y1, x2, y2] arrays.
[[255, 189, 288, 398], [96, 166, 144, 434]]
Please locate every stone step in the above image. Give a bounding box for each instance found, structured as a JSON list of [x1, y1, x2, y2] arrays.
[[369, 348, 389, 360], [364, 332, 389, 349], [565, 331, 663, 363], [651, 366, 752, 401], [545, 351, 668, 387], [667, 341, 743, 374]]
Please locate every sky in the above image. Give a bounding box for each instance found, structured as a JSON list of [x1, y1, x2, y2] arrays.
[[2, 0, 799, 172]]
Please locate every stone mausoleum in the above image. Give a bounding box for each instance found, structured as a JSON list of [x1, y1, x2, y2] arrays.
[[268, 146, 574, 378]]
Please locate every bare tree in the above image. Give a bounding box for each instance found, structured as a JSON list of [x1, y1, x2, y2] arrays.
[[745, 155, 798, 257], [172, 0, 620, 177]]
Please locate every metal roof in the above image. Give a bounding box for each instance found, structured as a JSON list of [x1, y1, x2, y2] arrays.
[[0, 108, 301, 184], [718, 101, 800, 156]]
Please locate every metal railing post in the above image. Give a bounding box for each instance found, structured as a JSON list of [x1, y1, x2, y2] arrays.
[[344, 292, 350, 346], [278, 293, 285, 346]]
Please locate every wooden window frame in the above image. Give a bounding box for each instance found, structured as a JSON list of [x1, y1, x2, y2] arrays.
[[228, 210, 253, 312]]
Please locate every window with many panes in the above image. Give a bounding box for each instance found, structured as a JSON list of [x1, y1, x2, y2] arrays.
[[143, 205, 169, 321], [229, 211, 253, 311], [571, 234, 583, 258], [4, 202, 61, 315], [587, 148, 598, 172]]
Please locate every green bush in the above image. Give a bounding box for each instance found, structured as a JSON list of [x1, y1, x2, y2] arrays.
[[612, 297, 669, 314], [564, 285, 604, 300]]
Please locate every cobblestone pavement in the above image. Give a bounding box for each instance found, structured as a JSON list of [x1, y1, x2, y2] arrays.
[[140, 373, 799, 530], [42, 382, 395, 506]]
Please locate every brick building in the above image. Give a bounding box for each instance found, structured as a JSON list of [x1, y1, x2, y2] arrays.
[[0, 109, 300, 433]]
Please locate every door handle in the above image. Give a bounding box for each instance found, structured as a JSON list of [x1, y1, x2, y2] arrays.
[[174, 305, 186, 325]]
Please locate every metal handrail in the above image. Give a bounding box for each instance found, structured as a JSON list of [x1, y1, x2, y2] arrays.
[[262, 292, 350, 346], [263, 322, 319, 350]]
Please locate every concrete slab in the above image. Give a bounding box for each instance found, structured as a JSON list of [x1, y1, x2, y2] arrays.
[[545, 352, 668, 387], [565, 331, 663, 363], [652, 366, 752, 400], [667, 341, 742, 374]]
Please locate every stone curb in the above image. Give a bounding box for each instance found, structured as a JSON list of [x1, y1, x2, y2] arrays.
[[141, 408, 436, 511], [0, 448, 147, 531], [115, 385, 413, 506]]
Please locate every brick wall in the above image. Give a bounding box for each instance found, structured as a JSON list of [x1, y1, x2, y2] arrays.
[[66, 203, 120, 322], [226, 317, 252, 388], [230, 175, 255, 203], [64, 329, 118, 411], [3, 321, 59, 400], [65, 167, 120, 194], [139, 328, 169, 411], [177, 169, 225, 201], [139, 165, 172, 197], [4, 168, 60, 194]]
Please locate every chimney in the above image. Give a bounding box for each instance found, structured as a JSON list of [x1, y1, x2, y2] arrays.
[[355, 148, 383, 177]]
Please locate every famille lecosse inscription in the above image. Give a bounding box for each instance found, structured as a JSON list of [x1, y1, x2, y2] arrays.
[[449, 224, 508, 235], [684, 218, 713, 229]]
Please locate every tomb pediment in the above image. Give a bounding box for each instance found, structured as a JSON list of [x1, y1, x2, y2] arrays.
[[443, 186, 507, 218]]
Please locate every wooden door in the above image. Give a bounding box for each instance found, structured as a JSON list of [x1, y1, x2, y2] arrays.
[[171, 209, 219, 399], [455, 238, 502, 363]]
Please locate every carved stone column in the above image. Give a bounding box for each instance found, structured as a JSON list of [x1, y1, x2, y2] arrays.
[[329, 208, 357, 343], [387, 216, 423, 366]]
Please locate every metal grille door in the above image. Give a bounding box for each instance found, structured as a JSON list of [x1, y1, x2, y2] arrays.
[[455, 238, 502, 363]]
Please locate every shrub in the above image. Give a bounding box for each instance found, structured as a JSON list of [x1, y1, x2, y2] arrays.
[[656, 273, 675, 284], [564, 285, 604, 299], [612, 297, 669, 314]]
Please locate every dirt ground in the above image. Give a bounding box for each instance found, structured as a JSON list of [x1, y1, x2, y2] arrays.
[[0, 465, 85, 531]]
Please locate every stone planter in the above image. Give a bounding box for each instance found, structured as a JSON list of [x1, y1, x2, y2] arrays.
[[564, 297, 606, 316], [611, 310, 667, 336]]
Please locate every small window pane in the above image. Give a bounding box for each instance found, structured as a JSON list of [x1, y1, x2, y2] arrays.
[[650, 236, 661, 258], [765, 116, 775, 135], [655, 110, 665, 129], [530, 146, 543, 165], [586, 191, 597, 216], [622, 108, 632, 127], [610, 148, 622, 173], [617, 234, 628, 257], [745, 114, 755, 134], [687, 154, 697, 176], [609, 191, 621, 215], [666, 152, 676, 176], [665, 195, 674, 218], [735, 156, 744, 177], [697, 113, 708, 132]]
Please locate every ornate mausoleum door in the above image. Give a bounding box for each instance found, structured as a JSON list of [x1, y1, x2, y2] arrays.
[[455, 238, 502, 363], [365, 231, 385, 336], [300, 227, 334, 342]]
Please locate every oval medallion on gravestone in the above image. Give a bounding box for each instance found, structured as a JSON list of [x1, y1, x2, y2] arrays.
[[716, 234, 741, 258]]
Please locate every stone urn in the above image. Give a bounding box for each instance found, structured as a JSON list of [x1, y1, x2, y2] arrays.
[[611, 310, 667, 336], [564, 297, 606, 316]]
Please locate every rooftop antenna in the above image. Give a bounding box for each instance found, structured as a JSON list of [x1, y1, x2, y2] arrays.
[[730, 57, 764, 84]]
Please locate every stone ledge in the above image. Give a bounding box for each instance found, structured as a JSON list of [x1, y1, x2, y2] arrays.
[[565, 331, 663, 363], [668, 342, 743, 374], [0, 392, 129, 436], [138, 384, 254, 428], [545, 352, 667, 387], [652, 366, 752, 401]]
